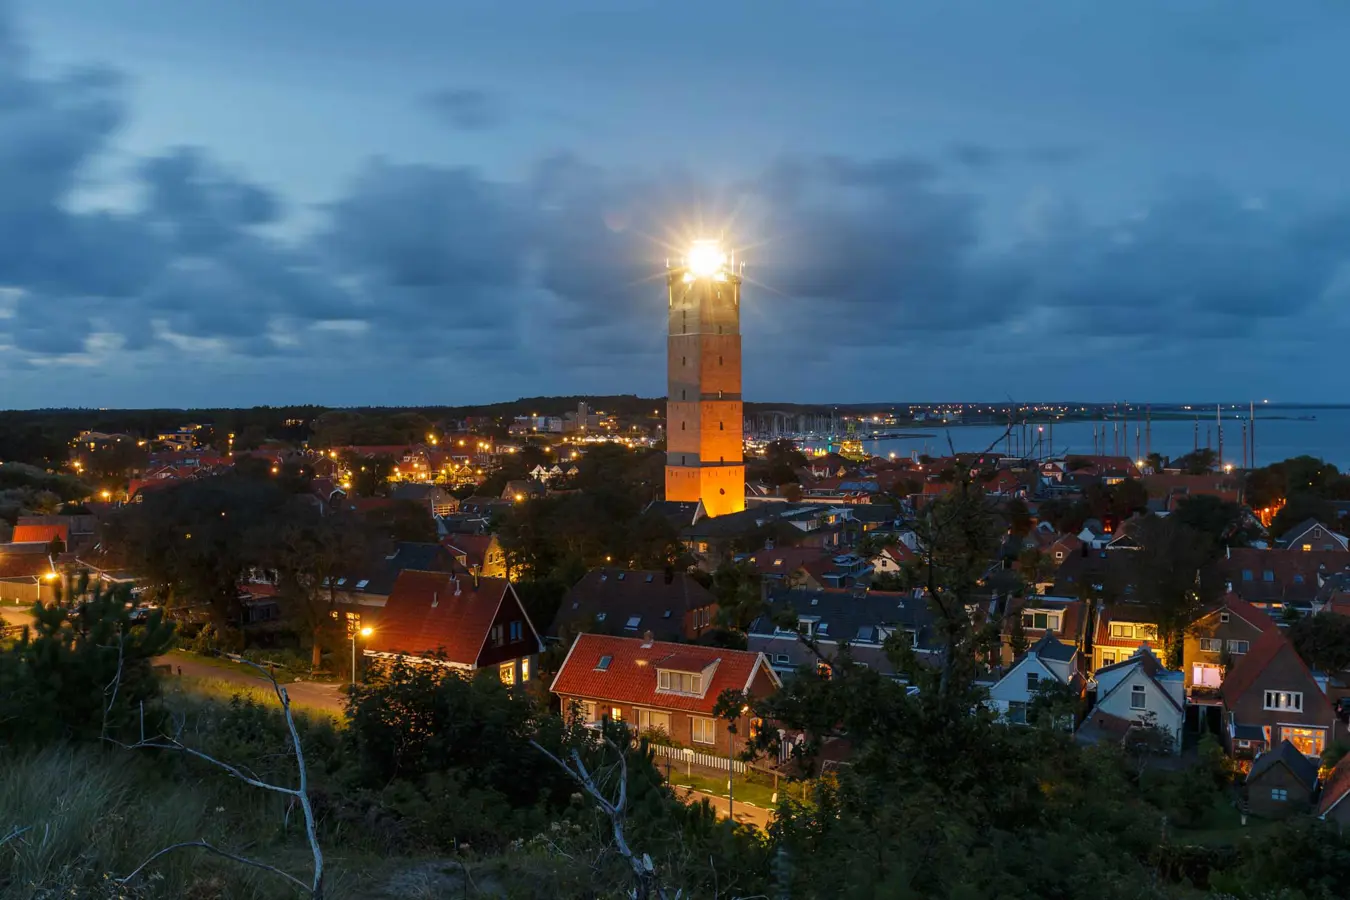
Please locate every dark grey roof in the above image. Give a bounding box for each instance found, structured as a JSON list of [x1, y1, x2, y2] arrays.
[[551, 568, 716, 642], [337, 541, 455, 596], [1232, 723, 1267, 742], [1029, 631, 1076, 663], [390, 483, 445, 502], [1247, 740, 1319, 791], [749, 587, 942, 654], [847, 505, 903, 524]]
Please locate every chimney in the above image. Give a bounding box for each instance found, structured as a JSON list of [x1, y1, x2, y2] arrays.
[[642, 630, 655, 647], [471, 564, 480, 589], [453, 577, 462, 597], [431, 591, 438, 609]]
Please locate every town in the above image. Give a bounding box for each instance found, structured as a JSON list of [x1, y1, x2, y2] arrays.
[[4, 240, 1350, 899]]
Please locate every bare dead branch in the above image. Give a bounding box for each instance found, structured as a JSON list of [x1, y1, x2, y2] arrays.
[[101, 629, 126, 741], [111, 655, 325, 896], [0, 826, 30, 848], [530, 736, 677, 900], [117, 840, 311, 893]]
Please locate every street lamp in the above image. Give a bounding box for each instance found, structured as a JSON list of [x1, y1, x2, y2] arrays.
[[351, 626, 373, 686]]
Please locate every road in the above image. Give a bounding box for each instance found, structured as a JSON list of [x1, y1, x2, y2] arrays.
[[154, 653, 348, 714], [672, 786, 774, 830]]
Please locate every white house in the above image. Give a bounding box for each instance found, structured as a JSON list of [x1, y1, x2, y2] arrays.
[[1079, 647, 1185, 752], [986, 633, 1080, 726]]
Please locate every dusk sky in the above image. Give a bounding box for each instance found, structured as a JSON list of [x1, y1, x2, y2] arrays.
[[4, 0, 1350, 409]]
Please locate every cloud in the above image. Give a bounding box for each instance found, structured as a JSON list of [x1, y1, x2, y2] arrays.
[[4, 1, 1350, 405], [425, 88, 503, 130]]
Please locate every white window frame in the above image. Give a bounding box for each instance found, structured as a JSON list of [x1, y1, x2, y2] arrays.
[[1130, 685, 1147, 710], [1227, 639, 1249, 655], [498, 662, 516, 685], [658, 670, 703, 695], [1263, 691, 1303, 712], [1199, 638, 1222, 652], [636, 708, 671, 734], [691, 717, 716, 745]]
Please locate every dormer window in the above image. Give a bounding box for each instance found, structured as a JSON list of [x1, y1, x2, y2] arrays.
[[1219, 612, 1230, 623], [657, 670, 703, 695], [596, 655, 613, 671], [625, 616, 642, 631]]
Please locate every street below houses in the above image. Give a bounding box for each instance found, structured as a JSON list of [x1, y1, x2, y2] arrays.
[[672, 786, 774, 830], [154, 651, 348, 715]]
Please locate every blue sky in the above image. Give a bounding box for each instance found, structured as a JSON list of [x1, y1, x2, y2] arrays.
[[4, 0, 1350, 408]]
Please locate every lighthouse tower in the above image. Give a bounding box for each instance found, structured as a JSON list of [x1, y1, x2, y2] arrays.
[[664, 240, 745, 517]]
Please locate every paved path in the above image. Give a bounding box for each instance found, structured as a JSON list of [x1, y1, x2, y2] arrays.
[[672, 786, 774, 830], [155, 653, 348, 715]]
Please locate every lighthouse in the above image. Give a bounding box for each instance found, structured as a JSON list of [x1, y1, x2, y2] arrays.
[[664, 239, 745, 517]]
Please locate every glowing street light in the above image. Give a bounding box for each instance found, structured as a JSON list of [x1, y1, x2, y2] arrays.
[[352, 625, 373, 686]]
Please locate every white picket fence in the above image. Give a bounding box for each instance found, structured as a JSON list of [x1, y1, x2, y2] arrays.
[[649, 743, 746, 775]]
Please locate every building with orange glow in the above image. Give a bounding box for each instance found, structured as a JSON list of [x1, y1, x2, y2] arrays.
[[664, 241, 745, 517]]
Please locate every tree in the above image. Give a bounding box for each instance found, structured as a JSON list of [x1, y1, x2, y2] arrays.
[[341, 452, 396, 497], [1170, 493, 1250, 551], [262, 504, 374, 670], [0, 577, 174, 745], [106, 474, 293, 634], [1271, 491, 1338, 539], [1288, 612, 1350, 674], [365, 498, 437, 543], [1130, 516, 1218, 668], [1173, 448, 1218, 475], [1008, 608, 1029, 659], [711, 560, 765, 633], [1005, 497, 1032, 537], [1017, 547, 1054, 590]]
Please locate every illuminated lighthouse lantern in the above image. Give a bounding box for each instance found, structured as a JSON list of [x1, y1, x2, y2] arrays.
[[664, 239, 745, 518]]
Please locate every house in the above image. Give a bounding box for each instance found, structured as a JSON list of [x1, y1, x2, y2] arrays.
[[747, 587, 941, 681], [1244, 740, 1320, 818], [550, 569, 718, 644], [800, 552, 873, 589], [0, 544, 62, 605], [1215, 548, 1350, 616], [1318, 754, 1350, 830], [331, 541, 459, 613], [1274, 518, 1350, 552], [1079, 647, 1185, 753], [870, 542, 918, 577], [1001, 596, 1086, 666], [443, 534, 507, 578], [9, 522, 69, 550], [986, 633, 1083, 726], [1091, 603, 1161, 671], [743, 546, 834, 589], [1221, 627, 1340, 760], [364, 569, 542, 685], [389, 483, 459, 518], [1184, 594, 1275, 698], [550, 633, 780, 754]]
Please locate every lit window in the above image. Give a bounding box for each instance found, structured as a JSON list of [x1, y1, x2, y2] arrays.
[[658, 670, 703, 694], [520, 657, 531, 682], [1282, 726, 1326, 757], [610, 707, 623, 722], [692, 717, 716, 744], [1264, 691, 1302, 712], [1130, 685, 1147, 710], [1302, 544, 1311, 552], [499, 662, 516, 685], [636, 708, 671, 734]]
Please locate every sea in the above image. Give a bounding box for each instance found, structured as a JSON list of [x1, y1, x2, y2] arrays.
[[801, 406, 1350, 471]]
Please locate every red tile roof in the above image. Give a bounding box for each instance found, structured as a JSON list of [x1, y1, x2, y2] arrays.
[[550, 633, 779, 716], [1211, 592, 1278, 634], [445, 534, 497, 568], [0, 547, 57, 579], [1319, 754, 1350, 818], [1093, 604, 1161, 648], [9, 524, 68, 545], [366, 570, 514, 667]]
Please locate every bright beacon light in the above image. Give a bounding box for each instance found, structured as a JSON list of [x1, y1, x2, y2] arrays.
[[685, 239, 726, 277]]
